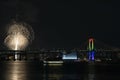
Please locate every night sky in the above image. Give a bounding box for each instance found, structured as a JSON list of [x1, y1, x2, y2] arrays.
[[0, 0, 119, 50]]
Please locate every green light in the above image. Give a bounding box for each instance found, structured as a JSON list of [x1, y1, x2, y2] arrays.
[[88, 38, 94, 51]]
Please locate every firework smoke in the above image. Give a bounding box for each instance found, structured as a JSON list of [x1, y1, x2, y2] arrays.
[[4, 21, 34, 50]]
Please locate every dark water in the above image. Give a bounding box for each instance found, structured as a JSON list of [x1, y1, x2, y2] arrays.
[[0, 61, 120, 80]]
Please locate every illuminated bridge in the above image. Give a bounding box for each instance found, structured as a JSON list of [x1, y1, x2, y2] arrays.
[[61, 38, 120, 63], [0, 38, 120, 62]]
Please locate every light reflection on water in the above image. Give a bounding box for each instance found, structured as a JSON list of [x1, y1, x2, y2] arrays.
[[4, 61, 27, 80], [0, 61, 119, 80], [43, 63, 95, 80]]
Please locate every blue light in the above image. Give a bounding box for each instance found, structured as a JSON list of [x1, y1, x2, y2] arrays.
[[89, 52, 91, 60], [88, 51, 95, 61], [91, 51, 95, 60], [62, 52, 77, 60]]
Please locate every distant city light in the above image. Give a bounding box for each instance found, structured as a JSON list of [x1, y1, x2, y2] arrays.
[[62, 52, 77, 60], [15, 53, 18, 60]]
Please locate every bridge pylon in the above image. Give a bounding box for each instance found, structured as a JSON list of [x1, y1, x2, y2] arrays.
[[87, 38, 95, 61]]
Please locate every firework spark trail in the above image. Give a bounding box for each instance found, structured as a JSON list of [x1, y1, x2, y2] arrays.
[[15, 33, 19, 50], [4, 21, 34, 51]]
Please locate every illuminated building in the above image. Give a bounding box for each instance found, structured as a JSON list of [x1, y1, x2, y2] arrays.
[[62, 52, 77, 60]]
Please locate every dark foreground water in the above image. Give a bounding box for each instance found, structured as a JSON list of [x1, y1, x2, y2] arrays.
[[0, 61, 120, 80]]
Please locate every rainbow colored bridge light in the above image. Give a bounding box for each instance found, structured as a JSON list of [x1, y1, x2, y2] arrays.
[[88, 38, 95, 61]]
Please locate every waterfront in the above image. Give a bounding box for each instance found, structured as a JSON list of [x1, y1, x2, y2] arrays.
[[0, 61, 119, 80]]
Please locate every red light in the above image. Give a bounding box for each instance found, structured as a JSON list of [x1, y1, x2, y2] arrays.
[[89, 38, 94, 42]]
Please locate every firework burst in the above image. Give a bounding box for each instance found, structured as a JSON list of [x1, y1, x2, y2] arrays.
[[4, 21, 34, 50]]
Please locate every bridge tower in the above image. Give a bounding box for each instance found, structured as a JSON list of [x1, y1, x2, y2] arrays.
[[88, 38, 95, 61]]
